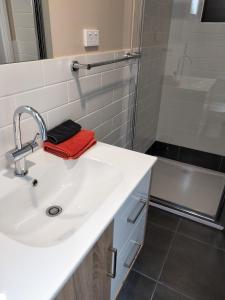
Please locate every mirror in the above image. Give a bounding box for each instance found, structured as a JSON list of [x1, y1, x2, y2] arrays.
[[0, 0, 140, 66], [0, 0, 51, 64]]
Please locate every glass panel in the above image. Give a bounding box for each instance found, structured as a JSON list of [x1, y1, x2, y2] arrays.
[[133, 0, 173, 152], [158, 0, 225, 157], [134, 0, 225, 223], [134, 0, 225, 157]]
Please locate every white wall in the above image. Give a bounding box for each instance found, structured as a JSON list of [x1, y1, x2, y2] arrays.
[[0, 50, 137, 170], [157, 0, 225, 156]]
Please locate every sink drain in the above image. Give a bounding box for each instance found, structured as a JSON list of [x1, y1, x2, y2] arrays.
[[46, 206, 62, 217]]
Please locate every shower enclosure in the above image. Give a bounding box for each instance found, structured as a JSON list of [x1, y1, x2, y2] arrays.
[[133, 0, 225, 229]]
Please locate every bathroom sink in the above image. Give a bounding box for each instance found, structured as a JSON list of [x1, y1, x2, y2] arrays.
[[0, 155, 122, 247]]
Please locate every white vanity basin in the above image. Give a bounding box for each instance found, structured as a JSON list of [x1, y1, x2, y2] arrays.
[[0, 142, 156, 300], [0, 155, 122, 247]]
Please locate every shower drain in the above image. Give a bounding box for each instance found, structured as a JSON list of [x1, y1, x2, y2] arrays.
[[46, 205, 62, 217]]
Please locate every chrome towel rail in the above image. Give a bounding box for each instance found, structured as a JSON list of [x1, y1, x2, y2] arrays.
[[71, 52, 141, 72]]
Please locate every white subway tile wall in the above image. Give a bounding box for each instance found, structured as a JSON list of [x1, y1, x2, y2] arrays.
[[0, 50, 137, 169]]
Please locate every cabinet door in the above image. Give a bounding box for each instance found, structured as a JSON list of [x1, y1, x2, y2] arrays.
[[55, 277, 75, 300], [55, 221, 113, 300]]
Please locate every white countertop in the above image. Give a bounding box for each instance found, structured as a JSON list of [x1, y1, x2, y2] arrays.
[[0, 142, 156, 300]]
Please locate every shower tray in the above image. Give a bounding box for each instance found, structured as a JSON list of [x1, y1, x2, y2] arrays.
[[150, 158, 225, 226]]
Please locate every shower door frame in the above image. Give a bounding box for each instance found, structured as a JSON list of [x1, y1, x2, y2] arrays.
[[130, 0, 146, 150], [151, 188, 225, 226]]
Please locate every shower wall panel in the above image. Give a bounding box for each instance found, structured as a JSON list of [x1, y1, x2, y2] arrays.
[[157, 0, 225, 156]]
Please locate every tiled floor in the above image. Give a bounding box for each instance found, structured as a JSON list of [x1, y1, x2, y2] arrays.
[[118, 207, 225, 300]]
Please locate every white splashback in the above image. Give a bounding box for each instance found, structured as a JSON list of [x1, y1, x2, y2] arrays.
[[0, 50, 137, 169]]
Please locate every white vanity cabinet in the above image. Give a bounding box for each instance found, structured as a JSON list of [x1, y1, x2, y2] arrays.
[[55, 171, 151, 300], [111, 171, 151, 299]]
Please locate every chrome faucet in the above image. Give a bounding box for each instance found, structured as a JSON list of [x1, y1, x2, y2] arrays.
[[6, 106, 47, 176]]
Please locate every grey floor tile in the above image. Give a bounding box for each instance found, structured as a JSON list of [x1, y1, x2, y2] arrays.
[[178, 218, 225, 250], [133, 223, 174, 280], [153, 284, 191, 300], [160, 235, 225, 300], [148, 207, 180, 232], [117, 270, 156, 300]]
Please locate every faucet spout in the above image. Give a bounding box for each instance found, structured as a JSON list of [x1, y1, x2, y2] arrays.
[[13, 106, 47, 150], [7, 106, 48, 176]]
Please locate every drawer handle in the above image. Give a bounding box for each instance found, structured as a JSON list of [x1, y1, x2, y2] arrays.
[[127, 199, 147, 224], [124, 242, 142, 269], [107, 247, 117, 278]]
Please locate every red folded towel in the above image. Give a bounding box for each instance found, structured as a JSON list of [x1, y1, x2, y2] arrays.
[[43, 129, 96, 159]]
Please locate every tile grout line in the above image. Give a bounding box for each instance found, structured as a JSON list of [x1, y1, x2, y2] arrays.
[[135, 267, 193, 300], [132, 270, 194, 300], [133, 269, 157, 283], [149, 211, 225, 252], [147, 220, 179, 234], [154, 222, 197, 300], [157, 218, 181, 281], [157, 281, 195, 300], [133, 221, 197, 300], [150, 219, 181, 300], [176, 232, 225, 253], [133, 210, 225, 300]]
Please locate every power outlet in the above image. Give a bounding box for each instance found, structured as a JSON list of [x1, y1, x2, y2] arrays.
[[83, 29, 100, 47]]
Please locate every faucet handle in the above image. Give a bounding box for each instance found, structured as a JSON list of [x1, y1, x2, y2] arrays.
[[6, 137, 41, 163], [32, 132, 47, 146], [32, 133, 41, 144]]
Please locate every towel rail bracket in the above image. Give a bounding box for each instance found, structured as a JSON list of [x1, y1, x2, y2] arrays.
[[71, 52, 141, 72]]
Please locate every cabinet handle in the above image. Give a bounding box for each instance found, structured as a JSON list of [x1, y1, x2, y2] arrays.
[[127, 199, 147, 224], [124, 242, 142, 269], [107, 247, 117, 278]]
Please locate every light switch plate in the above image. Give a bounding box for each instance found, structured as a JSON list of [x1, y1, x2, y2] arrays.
[[83, 29, 100, 47]]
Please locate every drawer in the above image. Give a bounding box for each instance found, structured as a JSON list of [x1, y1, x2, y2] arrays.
[[113, 172, 150, 254], [111, 212, 147, 300], [113, 193, 148, 254]]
